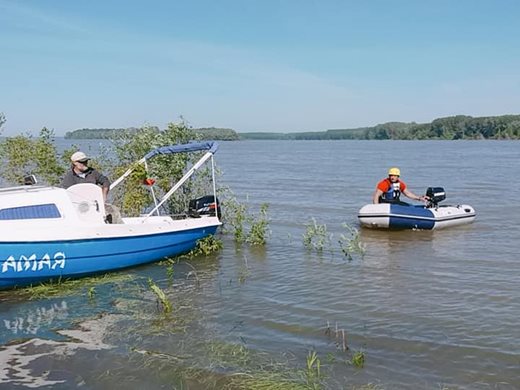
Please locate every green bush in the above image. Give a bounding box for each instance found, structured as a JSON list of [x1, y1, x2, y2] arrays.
[[0, 127, 66, 186]]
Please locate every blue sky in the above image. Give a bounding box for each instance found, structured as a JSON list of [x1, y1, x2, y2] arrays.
[[1, 0, 519, 135]]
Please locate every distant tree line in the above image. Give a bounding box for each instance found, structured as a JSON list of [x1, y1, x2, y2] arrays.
[[65, 126, 239, 141], [4, 112, 519, 141], [239, 115, 520, 140], [192, 127, 240, 140]]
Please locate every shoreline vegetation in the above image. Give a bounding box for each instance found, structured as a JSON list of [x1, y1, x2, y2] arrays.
[[63, 114, 520, 140]]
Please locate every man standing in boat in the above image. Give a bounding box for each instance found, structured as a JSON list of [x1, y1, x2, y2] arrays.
[[373, 167, 428, 205], [61, 151, 110, 202]]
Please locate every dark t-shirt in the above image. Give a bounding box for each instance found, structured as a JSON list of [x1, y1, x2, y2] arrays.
[[61, 167, 110, 189]]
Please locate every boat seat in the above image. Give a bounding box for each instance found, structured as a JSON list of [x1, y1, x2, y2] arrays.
[[66, 183, 107, 224]]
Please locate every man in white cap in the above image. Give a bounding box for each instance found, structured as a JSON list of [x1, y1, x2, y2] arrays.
[[61, 151, 110, 201]]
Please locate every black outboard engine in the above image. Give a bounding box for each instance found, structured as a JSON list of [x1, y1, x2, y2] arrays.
[[426, 187, 446, 208], [188, 195, 221, 219], [24, 175, 37, 185]]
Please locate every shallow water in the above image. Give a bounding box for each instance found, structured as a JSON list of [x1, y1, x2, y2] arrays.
[[1, 140, 519, 389]]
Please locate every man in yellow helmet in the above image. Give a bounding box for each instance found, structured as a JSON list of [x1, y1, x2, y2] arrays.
[[372, 167, 428, 204]]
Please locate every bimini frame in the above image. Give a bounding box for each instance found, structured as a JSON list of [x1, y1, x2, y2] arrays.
[[109, 141, 219, 219]]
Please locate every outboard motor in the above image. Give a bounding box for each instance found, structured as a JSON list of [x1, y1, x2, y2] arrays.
[[426, 187, 446, 208], [24, 175, 37, 185], [188, 195, 221, 219]]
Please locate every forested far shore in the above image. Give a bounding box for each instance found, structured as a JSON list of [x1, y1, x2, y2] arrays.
[[240, 115, 520, 140], [65, 127, 239, 140], [62, 114, 520, 140]]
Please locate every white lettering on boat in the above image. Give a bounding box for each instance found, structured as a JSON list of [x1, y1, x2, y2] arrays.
[[1, 252, 66, 273]]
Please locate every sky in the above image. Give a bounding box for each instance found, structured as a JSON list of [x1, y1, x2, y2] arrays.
[[1, 0, 519, 135]]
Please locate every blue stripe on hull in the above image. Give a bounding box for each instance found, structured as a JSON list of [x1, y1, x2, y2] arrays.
[[0, 225, 218, 289], [388, 204, 435, 230]]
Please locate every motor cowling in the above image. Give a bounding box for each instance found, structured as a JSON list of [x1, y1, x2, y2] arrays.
[[188, 195, 221, 219], [426, 187, 446, 207]]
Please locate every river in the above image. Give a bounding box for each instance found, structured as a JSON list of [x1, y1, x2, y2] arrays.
[[0, 140, 518, 389]]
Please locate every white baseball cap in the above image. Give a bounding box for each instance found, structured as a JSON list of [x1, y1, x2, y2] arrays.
[[70, 151, 89, 163]]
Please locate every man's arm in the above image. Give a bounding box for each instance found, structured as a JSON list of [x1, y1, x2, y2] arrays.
[[372, 188, 383, 204], [402, 188, 427, 202], [101, 186, 109, 202], [94, 170, 110, 202]]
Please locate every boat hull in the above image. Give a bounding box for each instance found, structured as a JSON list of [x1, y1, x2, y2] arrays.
[[0, 225, 218, 289], [358, 203, 476, 230]]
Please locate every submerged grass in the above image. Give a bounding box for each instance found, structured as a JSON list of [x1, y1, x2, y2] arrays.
[[133, 342, 371, 389], [132, 346, 309, 389], [8, 273, 135, 300], [222, 374, 309, 390], [132, 340, 317, 390], [103, 283, 376, 390]]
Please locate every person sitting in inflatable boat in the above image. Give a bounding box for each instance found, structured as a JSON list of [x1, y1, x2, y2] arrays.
[[372, 167, 429, 205]]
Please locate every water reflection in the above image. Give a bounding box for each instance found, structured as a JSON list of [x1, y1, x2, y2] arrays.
[[0, 313, 118, 388], [360, 228, 435, 263], [3, 301, 69, 336]]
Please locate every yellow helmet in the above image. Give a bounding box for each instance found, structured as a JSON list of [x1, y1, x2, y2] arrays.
[[388, 167, 401, 176]]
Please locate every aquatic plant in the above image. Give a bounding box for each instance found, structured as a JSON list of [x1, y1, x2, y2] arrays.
[[247, 203, 271, 245], [348, 350, 365, 369], [325, 321, 349, 352], [303, 218, 332, 253], [184, 262, 201, 285], [222, 191, 271, 246], [305, 350, 322, 389], [166, 262, 175, 284], [192, 235, 224, 256], [148, 278, 172, 314], [238, 255, 251, 284], [87, 287, 96, 301], [338, 223, 366, 260], [222, 193, 248, 243], [173, 235, 223, 270]]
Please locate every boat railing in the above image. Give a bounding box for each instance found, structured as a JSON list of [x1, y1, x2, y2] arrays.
[[108, 142, 219, 222]]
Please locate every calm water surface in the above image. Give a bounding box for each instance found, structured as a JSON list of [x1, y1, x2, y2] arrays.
[[0, 140, 518, 389]]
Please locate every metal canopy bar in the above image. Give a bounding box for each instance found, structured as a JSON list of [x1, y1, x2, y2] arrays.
[[144, 151, 214, 218], [109, 141, 219, 191]]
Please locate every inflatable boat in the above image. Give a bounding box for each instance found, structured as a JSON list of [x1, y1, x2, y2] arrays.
[[358, 187, 476, 230]]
